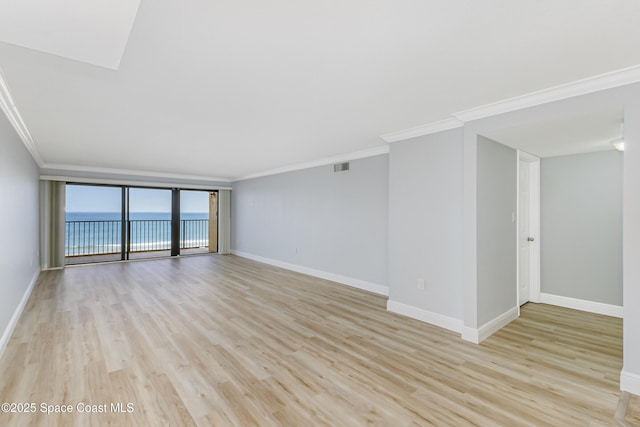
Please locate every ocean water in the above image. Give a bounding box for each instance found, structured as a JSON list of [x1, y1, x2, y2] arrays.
[[66, 212, 209, 221], [65, 212, 209, 256]]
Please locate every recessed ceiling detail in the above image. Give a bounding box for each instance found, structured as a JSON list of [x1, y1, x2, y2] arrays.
[[0, 0, 140, 69]]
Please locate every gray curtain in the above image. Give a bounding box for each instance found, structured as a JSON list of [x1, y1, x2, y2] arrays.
[[218, 189, 231, 254], [40, 180, 65, 268], [208, 192, 218, 253]]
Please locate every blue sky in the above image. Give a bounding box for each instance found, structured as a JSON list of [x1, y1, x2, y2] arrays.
[[66, 185, 209, 213]]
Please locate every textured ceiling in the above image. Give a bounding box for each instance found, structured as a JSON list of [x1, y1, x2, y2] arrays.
[[0, 0, 639, 179]]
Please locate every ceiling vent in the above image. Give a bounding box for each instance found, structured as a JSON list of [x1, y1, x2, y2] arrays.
[[333, 162, 350, 172]]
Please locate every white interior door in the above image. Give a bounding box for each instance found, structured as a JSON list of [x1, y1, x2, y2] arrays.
[[519, 160, 531, 305]]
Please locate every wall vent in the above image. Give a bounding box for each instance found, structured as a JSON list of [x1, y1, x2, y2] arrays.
[[333, 162, 350, 172]]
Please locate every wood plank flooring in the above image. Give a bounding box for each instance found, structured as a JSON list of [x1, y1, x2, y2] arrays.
[[0, 254, 632, 426]]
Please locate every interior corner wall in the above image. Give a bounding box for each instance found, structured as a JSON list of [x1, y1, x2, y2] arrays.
[[388, 128, 464, 321], [230, 155, 388, 290], [476, 136, 517, 326], [622, 91, 640, 393], [541, 151, 622, 306], [0, 112, 40, 351]]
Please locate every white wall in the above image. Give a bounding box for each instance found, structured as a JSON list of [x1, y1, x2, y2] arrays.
[[0, 111, 40, 353], [622, 93, 640, 394], [541, 151, 622, 306], [231, 155, 388, 293], [476, 136, 517, 326], [387, 129, 464, 326]]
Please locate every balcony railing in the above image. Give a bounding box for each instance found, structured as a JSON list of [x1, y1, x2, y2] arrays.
[[65, 219, 209, 257]]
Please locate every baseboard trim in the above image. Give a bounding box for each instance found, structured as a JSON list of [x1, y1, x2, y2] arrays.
[[539, 293, 623, 318], [0, 269, 40, 359], [621, 371, 640, 395], [461, 326, 480, 344], [231, 250, 389, 296], [386, 300, 462, 333], [462, 306, 519, 344]]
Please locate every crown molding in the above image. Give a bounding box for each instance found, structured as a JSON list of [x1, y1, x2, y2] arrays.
[[41, 163, 231, 183], [381, 118, 463, 143], [453, 64, 640, 123], [40, 175, 232, 191], [0, 68, 44, 166], [234, 145, 389, 182], [381, 64, 640, 143]]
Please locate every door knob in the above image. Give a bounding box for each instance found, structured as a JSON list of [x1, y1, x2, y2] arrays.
[[527, 237, 535, 242]]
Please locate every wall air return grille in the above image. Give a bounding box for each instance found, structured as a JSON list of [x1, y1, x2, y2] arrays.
[[333, 162, 350, 172]]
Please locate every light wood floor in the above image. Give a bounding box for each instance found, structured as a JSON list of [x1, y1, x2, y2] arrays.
[[0, 255, 636, 426]]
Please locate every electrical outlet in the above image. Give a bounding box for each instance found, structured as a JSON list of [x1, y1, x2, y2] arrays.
[[417, 278, 425, 290]]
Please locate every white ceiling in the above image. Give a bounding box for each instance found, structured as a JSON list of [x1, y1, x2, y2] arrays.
[[481, 108, 625, 158], [0, 0, 639, 180], [0, 0, 140, 70]]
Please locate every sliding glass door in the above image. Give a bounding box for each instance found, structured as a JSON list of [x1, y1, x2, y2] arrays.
[[180, 190, 212, 255], [65, 184, 123, 265], [64, 184, 218, 265], [127, 187, 172, 260]]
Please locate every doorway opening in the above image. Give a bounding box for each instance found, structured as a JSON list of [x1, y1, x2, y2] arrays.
[[481, 107, 624, 318], [517, 151, 540, 309]]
